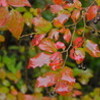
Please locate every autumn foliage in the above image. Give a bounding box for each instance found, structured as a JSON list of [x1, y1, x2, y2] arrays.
[[0, 0, 100, 96]]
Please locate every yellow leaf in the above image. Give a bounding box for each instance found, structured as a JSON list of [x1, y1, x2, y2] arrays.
[[0, 35, 5, 42]]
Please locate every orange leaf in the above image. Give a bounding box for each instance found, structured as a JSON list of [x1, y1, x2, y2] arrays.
[[84, 40, 100, 57], [71, 9, 80, 23], [6, 10, 24, 39], [0, 7, 9, 27], [86, 5, 99, 21], [63, 29, 72, 43]]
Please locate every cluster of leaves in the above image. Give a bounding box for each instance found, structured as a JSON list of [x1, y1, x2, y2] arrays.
[[0, 0, 100, 96]]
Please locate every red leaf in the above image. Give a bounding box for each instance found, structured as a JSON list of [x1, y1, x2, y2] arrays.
[[7, 0, 31, 7], [31, 34, 46, 46], [38, 38, 57, 53], [0, 0, 8, 7], [84, 40, 100, 57], [48, 29, 59, 41], [55, 81, 72, 95], [70, 48, 85, 64], [73, 37, 84, 48], [36, 72, 57, 87], [49, 52, 64, 70], [86, 5, 99, 21], [0, 7, 9, 27], [50, 5, 63, 14], [71, 9, 80, 23], [63, 29, 72, 43], [27, 53, 51, 69], [60, 67, 75, 84], [55, 41, 66, 50], [6, 10, 24, 39], [53, 0, 64, 5], [53, 13, 70, 27]]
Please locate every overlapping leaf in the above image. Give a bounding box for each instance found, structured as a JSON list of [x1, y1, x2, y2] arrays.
[[49, 52, 64, 70], [48, 29, 60, 41], [84, 40, 100, 57], [53, 13, 70, 27], [71, 9, 80, 22], [36, 67, 75, 95], [38, 38, 57, 53], [32, 17, 52, 34], [70, 48, 85, 64], [31, 34, 46, 46], [73, 37, 84, 48]]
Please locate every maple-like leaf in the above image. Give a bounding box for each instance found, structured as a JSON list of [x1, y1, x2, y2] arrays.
[[38, 38, 57, 53], [48, 29, 60, 41], [63, 29, 72, 43], [86, 5, 99, 21], [55, 41, 66, 50], [84, 40, 100, 57], [0, 0, 8, 7], [49, 52, 64, 70], [73, 37, 84, 48], [55, 80, 72, 95], [36, 72, 57, 87], [71, 9, 80, 23], [70, 47, 85, 64], [50, 4, 63, 14], [27, 53, 51, 69], [31, 34, 46, 46], [32, 17, 52, 34], [7, 0, 31, 7], [0, 7, 9, 27], [53, 13, 70, 27], [6, 10, 24, 39]]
